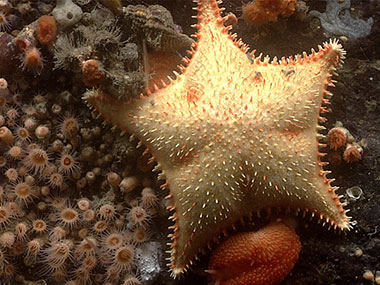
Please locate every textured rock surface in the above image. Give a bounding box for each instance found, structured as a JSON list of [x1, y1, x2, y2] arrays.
[[52, 0, 83, 29], [135, 241, 163, 283]]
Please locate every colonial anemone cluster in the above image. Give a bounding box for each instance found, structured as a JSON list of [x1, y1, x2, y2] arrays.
[[0, 78, 160, 284]]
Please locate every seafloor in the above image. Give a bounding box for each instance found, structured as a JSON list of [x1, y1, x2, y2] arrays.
[[0, 0, 379, 284]]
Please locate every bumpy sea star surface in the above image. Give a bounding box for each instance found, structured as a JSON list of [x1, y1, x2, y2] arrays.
[[84, 0, 351, 277]]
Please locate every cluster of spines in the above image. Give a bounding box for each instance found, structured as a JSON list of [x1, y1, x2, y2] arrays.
[[246, 39, 346, 68], [314, 40, 351, 231], [167, 196, 351, 278]]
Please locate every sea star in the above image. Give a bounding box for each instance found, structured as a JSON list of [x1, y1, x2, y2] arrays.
[[84, 0, 351, 277]]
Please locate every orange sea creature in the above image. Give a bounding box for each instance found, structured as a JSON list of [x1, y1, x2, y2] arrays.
[[223, 12, 239, 27], [207, 221, 301, 285], [36, 15, 57, 45], [327, 121, 354, 150], [81, 59, 105, 87], [327, 126, 348, 150], [242, 0, 297, 26], [343, 142, 363, 163]]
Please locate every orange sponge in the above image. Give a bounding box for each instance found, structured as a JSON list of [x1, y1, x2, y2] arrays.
[[242, 0, 297, 26], [207, 221, 301, 285]]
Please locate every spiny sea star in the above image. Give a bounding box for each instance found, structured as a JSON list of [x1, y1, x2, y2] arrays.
[[84, 0, 352, 277]]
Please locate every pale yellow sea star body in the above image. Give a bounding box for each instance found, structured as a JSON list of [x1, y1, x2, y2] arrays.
[[85, 0, 351, 277]]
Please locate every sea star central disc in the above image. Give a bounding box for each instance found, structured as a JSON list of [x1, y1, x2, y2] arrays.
[[84, 0, 351, 277]]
